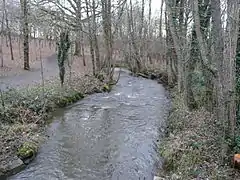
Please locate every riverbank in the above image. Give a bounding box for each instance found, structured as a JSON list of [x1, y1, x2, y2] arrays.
[[8, 67, 170, 180], [158, 90, 240, 179], [134, 67, 240, 179], [0, 72, 110, 178]]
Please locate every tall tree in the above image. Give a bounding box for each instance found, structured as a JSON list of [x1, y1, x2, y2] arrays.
[[0, 0, 5, 67], [186, 0, 212, 110], [57, 31, 70, 86], [92, 0, 101, 73], [101, 0, 114, 79], [20, 0, 30, 70], [224, 0, 239, 136], [211, 0, 225, 128], [85, 0, 96, 75], [4, 2, 14, 61], [166, 0, 184, 93], [74, 0, 82, 56]]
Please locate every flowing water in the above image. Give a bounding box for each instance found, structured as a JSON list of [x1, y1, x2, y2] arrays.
[[9, 69, 170, 180]]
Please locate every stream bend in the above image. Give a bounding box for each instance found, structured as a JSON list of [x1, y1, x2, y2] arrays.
[[9, 69, 170, 180]]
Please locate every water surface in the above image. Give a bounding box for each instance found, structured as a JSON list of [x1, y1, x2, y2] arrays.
[[9, 69, 170, 180]]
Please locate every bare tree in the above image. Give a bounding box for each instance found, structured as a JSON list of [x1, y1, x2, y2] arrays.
[[92, 0, 101, 73], [166, 0, 184, 93], [0, 0, 5, 67], [4, 3, 14, 61], [101, 0, 114, 79], [20, 0, 30, 70], [224, 0, 239, 136], [211, 0, 225, 135], [85, 0, 96, 75]]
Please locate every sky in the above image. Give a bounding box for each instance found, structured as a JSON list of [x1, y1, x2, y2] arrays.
[[145, 0, 164, 16], [152, 0, 162, 11]]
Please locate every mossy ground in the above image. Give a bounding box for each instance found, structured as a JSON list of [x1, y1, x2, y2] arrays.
[[102, 84, 112, 92], [17, 142, 38, 160]]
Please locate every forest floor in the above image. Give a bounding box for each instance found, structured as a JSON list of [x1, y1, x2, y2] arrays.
[[1, 54, 58, 91], [0, 53, 92, 91], [0, 38, 93, 90], [157, 87, 240, 179], [0, 39, 56, 77], [0, 49, 109, 178]]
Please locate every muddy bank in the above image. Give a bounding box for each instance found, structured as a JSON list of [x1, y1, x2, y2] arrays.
[[0, 73, 110, 179]]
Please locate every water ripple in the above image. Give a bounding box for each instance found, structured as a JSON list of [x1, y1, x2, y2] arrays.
[[9, 70, 170, 180]]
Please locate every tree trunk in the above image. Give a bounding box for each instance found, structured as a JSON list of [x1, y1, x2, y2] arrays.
[[5, 6, 14, 61], [236, 17, 240, 130], [85, 0, 95, 75], [159, 0, 164, 67], [101, 0, 113, 79], [74, 39, 81, 56], [165, 11, 177, 85], [193, 0, 216, 75], [128, 0, 141, 72], [0, 0, 5, 67], [139, 0, 144, 66], [147, 0, 152, 64], [224, 0, 239, 137], [211, 0, 225, 134], [185, 27, 198, 110], [166, 1, 184, 93], [81, 31, 86, 66], [92, 0, 101, 73], [21, 0, 30, 70], [75, 1, 82, 57], [186, 0, 212, 111]]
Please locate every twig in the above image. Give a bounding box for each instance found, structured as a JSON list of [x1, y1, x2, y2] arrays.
[[0, 88, 5, 110]]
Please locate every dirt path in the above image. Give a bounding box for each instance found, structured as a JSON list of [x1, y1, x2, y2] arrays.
[[0, 54, 60, 91]]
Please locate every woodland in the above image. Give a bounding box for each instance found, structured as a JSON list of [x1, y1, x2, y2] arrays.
[[0, 0, 240, 179]]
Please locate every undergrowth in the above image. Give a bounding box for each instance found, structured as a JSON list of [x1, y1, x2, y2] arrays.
[[0, 73, 106, 125], [0, 73, 107, 166], [159, 90, 240, 180]]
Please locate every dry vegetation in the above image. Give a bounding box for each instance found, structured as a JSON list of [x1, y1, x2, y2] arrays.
[[0, 70, 108, 173], [0, 36, 103, 173], [158, 90, 240, 180]]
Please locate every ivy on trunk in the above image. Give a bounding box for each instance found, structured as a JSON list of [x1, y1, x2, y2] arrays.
[[57, 31, 70, 86]]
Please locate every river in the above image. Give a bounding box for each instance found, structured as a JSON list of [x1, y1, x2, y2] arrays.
[[9, 69, 170, 180]]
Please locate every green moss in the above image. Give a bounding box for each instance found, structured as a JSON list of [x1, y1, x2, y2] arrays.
[[17, 142, 38, 160], [54, 92, 84, 107], [102, 84, 111, 92], [75, 92, 84, 99], [67, 92, 84, 103]]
